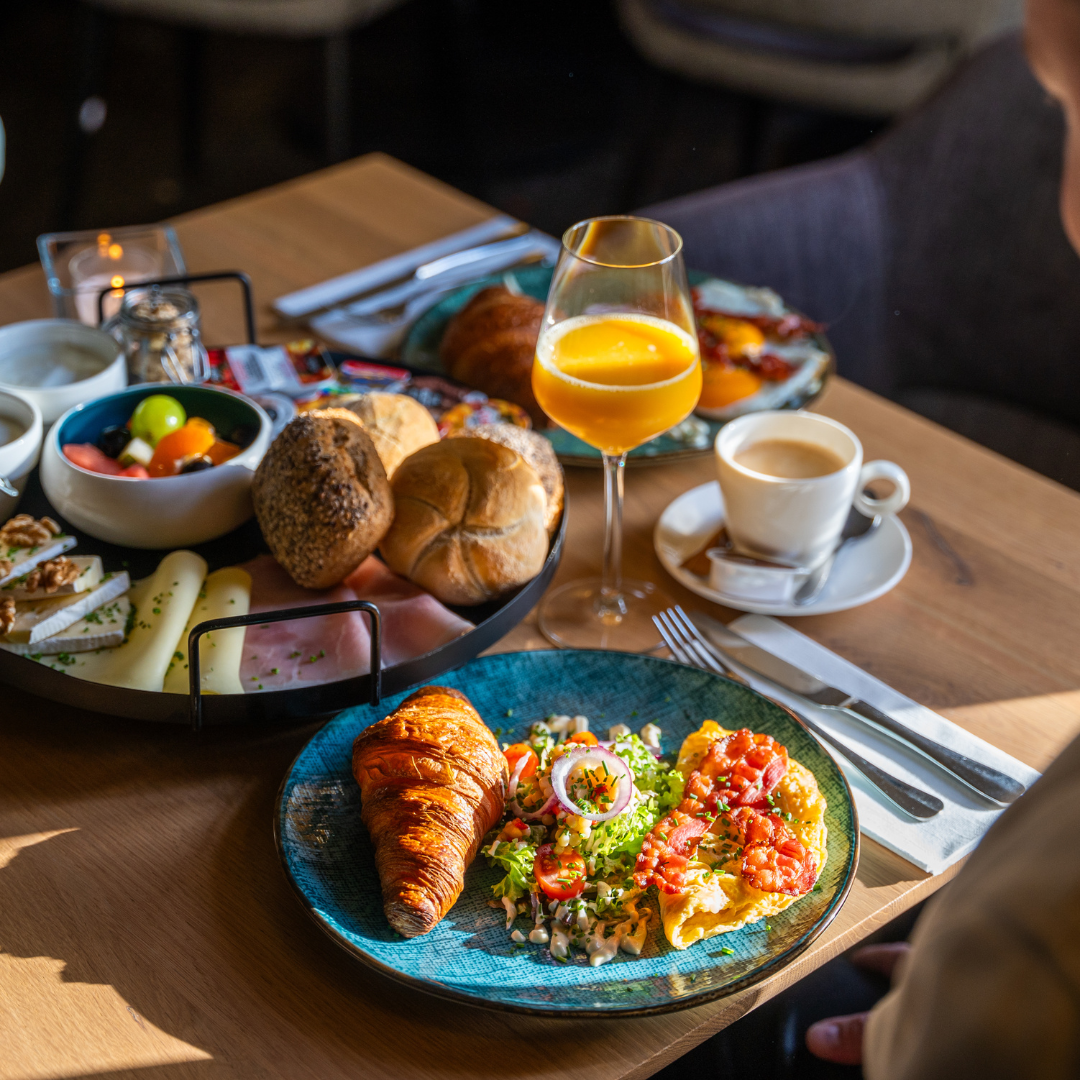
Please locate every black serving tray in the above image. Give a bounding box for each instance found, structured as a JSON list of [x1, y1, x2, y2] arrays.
[[1, 469, 564, 727]]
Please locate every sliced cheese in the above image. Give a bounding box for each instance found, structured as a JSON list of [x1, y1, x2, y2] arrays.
[[2, 595, 130, 656], [3, 572, 131, 644], [2, 556, 103, 601], [80, 550, 208, 692], [162, 567, 252, 696], [0, 535, 77, 588]]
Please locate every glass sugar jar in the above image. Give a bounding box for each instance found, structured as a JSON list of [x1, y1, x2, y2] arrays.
[[105, 285, 209, 384]]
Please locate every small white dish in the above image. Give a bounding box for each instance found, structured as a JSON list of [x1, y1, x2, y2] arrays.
[[40, 385, 271, 549], [654, 480, 911, 616], [0, 319, 126, 426], [0, 389, 44, 520], [706, 547, 809, 604]]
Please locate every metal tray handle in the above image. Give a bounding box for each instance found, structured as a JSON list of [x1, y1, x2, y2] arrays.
[[187, 599, 382, 731], [97, 270, 257, 344]]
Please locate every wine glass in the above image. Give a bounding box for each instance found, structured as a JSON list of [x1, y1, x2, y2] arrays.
[[532, 216, 701, 651]]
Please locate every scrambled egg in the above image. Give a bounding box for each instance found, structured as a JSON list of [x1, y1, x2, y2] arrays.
[[659, 721, 828, 950]]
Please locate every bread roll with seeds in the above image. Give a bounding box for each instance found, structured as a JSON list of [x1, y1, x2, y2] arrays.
[[380, 438, 548, 605], [447, 422, 563, 534], [252, 409, 393, 589]]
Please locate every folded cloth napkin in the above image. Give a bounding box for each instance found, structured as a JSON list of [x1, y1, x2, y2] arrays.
[[288, 227, 561, 358], [726, 614, 1040, 874], [273, 215, 520, 319]]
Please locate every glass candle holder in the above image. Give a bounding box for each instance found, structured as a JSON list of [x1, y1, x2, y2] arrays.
[[37, 225, 186, 326]]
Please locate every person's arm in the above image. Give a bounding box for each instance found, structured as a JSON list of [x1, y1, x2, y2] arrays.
[[864, 882, 1080, 1079]]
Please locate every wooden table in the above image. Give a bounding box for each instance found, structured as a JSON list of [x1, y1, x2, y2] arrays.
[[1, 154, 1078, 1080]]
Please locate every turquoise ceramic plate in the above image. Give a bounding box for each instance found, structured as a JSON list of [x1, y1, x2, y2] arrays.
[[401, 267, 834, 467], [276, 650, 859, 1016]]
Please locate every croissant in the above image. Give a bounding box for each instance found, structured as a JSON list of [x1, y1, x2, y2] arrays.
[[439, 285, 548, 427], [351, 685, 508, 937]]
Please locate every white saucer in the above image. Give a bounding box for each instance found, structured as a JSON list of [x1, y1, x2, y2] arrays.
[[654, 481, 912, 616]]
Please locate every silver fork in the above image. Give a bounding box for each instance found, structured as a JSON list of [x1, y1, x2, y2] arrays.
[[654, 608, 944, 819]]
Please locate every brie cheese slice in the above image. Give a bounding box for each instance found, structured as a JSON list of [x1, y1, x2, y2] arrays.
[[2, 556, 104, 601], [4, 572, 131, 644]]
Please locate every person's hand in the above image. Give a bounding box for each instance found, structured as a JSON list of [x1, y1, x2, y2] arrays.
[[804, 942, 911, 1065]]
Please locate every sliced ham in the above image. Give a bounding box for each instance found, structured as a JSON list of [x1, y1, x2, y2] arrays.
[[238, 555, 474, 691]]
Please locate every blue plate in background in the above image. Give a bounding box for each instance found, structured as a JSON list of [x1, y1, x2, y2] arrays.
[[401, 267, 833, 467], [276, 650, 858, 1016]]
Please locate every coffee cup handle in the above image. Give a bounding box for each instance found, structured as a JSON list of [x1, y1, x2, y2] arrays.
[[854, 460, 910, 517]]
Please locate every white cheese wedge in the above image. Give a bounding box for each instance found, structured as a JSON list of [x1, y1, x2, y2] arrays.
[[1, 595, 131, 657], [72, 550, 208, 692], [2, 555, 103, 601], [0, 535, 77, 588], [163, 566, 252, 696], [3, 572, 131, 644]]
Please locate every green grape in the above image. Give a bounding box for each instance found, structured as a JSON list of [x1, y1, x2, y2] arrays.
[[130, 395, 186, 448]]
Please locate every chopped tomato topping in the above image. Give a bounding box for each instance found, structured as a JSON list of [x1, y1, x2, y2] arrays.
[[533, 843, 586, 900], [733, 807, 817, 895], [636, 728, 808, 896], [498, 818, 530, 842]]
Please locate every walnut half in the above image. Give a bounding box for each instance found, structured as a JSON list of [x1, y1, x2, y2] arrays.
[[0, 514, 61, 549], [20, 557, 80, 594]]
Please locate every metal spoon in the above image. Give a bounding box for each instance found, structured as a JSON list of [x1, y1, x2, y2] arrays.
[[794, 506, 880, 606]]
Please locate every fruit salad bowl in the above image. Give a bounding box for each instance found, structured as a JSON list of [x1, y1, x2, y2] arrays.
[[40, 385, 272, 548]]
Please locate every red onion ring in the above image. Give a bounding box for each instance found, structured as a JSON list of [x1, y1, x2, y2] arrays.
[[507, 753, 528, 802], [550, 746, 633, 822], [510, 791, 557, 822], [506, 754, 553, 821]]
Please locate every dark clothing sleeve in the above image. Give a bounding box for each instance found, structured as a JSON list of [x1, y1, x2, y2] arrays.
[[864, 730, 1080, 1079]]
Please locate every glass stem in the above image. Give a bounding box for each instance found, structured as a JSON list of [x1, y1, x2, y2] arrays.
[[598, 451, 628, 620]]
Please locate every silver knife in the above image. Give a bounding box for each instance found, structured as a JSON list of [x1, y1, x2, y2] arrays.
[[688, 611, 1026, 805], [332, 233, 553, 321]]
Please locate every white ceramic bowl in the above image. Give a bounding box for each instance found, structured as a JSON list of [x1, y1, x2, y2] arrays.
[[0, 389, 44, 521], [40, 385, 272, 549], [0, 319, 126, 427]]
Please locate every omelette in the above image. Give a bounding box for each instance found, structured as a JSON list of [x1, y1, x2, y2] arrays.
[[634, 721, 828, 950]]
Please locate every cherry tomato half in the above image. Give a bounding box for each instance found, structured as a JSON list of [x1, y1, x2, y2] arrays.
[[503, 743, 538, 780], [533, 843, 586, 900], [567, 731, 599, 747]]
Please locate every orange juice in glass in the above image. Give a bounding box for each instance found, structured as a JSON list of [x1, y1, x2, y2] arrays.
[[533, 216, 701, 651], [533, 314, 702, 454]]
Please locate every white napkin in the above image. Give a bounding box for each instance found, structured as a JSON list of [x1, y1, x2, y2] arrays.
[[726, 614, 1040, 874], [306, 231, 562, 358], [273, 214, 520, 318]]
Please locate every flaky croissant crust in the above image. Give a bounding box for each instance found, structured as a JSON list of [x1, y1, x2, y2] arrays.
[[351, 686, 508, 937]]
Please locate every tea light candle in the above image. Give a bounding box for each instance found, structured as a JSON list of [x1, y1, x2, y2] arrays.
[[70, 234, 161, 325]]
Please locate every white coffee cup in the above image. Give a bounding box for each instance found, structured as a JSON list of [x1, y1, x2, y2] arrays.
[[715, 410, 910, 568]]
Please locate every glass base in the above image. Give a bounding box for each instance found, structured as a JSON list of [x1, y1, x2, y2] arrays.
[[538, 576, 670, 652]]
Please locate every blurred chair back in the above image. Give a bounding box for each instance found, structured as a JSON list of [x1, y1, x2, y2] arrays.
[[617, 0, 1022, 114]]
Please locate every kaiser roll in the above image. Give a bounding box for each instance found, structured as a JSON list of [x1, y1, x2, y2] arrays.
[[253, 408, 393, 589], [344, 392, 440, 477], [380, 438, 548, 605], [447, 422, 563, 534]]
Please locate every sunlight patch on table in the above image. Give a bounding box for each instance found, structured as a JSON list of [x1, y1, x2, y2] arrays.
[[0, 953, 213, 1080], [941, 689, 1080, 770], [0, 830, 79, 871], [0, 829, 212, 1080]]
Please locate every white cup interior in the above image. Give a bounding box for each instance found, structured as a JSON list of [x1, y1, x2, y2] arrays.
[[717, 411, 859, 479], [0, 320, 121, 390], [0, 390, 42, 475]]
